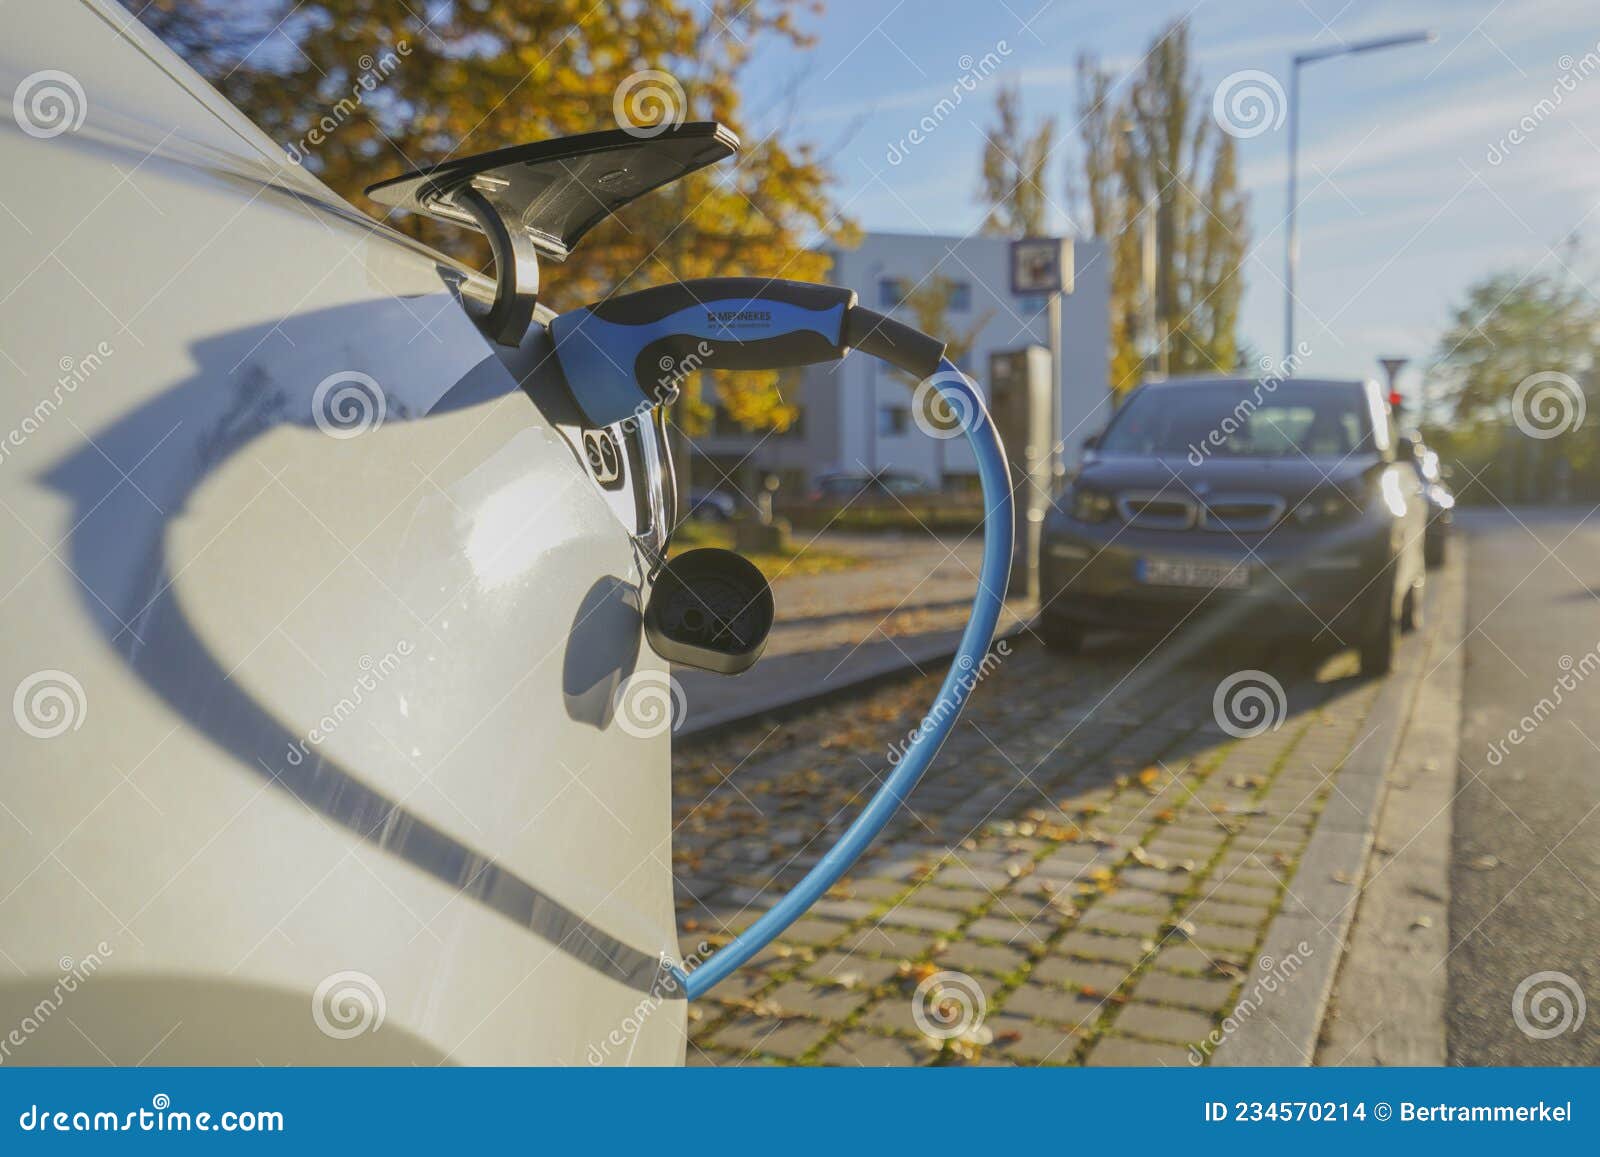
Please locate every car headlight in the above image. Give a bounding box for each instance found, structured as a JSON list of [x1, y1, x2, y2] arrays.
[[1069, 485, 1116, 524], [1291, 487, 1362, 527]]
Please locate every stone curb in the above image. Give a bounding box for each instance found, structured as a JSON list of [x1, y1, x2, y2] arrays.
[[1212, 560, 1457, 1066]]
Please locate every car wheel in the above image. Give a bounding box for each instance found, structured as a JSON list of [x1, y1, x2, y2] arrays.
[[1359, 592, 1398, 677], [1039, 616, 1085, 655]]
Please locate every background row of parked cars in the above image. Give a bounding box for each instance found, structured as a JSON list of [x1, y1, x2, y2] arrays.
[[696, 376, 1455, 677]]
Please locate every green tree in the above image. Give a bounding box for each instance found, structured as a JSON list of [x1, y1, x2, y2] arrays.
[[1430, 260, 1600, 501]]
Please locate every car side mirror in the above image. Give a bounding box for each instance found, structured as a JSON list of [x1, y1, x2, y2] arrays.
[[644, 548, 773, 675], [1082, 432, 1101, 451]]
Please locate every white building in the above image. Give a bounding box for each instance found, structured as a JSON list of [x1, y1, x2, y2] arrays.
[[691, 231, 1111, 495]]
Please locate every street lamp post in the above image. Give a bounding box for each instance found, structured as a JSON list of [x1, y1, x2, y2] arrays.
[[1284, 30, 1435, 362]]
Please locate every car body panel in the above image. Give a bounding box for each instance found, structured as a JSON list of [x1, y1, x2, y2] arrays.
[[1, 0, 682, 1064]]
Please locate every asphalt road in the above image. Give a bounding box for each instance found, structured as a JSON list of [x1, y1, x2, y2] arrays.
[[1449, 507, 1600, 1065]]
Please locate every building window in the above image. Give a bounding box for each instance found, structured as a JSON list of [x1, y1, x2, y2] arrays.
[[878, 276, 910, 309], [947, 281, 973, 311], [878, 405, 909, 436]]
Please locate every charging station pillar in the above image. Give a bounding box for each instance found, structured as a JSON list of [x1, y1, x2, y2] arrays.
[[988, 346, 1054, 600]]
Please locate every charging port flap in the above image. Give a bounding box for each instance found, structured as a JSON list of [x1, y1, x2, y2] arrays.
[[364, 122, 739, 263]]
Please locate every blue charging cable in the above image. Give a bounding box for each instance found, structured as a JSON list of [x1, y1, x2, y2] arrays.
[[550, 283, 1015, 1000], [676, 359, 1013, 998]]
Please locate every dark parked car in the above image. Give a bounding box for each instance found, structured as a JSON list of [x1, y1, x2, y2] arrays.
[[1040, 377, 1428, 676], [808, 470, 936, 503], [1396, 430, 1454, 568], [687, 487, 738, 521]]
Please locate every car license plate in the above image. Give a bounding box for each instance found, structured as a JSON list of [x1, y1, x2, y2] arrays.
[[1136, 556, 1249, 589]]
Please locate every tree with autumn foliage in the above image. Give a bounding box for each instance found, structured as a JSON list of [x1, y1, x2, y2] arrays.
[[138, 0, 855, 442], [1073, 20, 1248, 394], [976, 83, 1055, 238]]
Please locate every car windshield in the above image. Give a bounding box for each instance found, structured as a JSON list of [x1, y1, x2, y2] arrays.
[[1098, 383, 1373, 459]]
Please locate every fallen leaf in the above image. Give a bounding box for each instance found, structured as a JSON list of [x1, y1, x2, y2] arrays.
[[1131, 846, 1170, 870], [1468, 854, 1500, 871], [1047, 895, 1081, 919]]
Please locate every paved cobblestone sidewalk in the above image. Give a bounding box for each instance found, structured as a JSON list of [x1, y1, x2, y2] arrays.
[[671, 635, 1384, 1066]]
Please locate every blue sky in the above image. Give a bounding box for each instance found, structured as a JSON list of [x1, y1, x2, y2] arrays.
[[742, 0, 1600, 403]]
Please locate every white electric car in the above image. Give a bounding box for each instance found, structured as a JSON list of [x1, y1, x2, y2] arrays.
[[0, 0, 698, 1063]]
